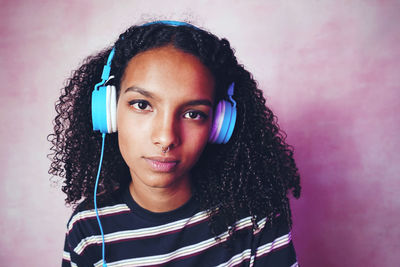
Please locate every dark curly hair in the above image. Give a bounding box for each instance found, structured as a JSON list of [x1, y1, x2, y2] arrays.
[[48, 22, 301, 237]]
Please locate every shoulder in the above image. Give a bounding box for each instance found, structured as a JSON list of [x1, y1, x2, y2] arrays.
[[67, 189, 128, 228], [251, 214, 298, 266], [254, 214, 292, 241], [65, 190, 131, 254]]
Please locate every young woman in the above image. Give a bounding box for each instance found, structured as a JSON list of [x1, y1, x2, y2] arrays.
[[49, 21, 301, 267]]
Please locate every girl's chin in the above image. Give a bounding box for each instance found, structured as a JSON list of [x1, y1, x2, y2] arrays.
[[131, 171, 189, 190]]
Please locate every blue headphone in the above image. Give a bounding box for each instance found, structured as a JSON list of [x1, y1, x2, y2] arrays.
[[92, 22, 237, 266], [91, 21, 237, 144]]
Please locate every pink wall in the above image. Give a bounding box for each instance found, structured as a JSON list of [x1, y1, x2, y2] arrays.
[[1, 0, 399, 266]]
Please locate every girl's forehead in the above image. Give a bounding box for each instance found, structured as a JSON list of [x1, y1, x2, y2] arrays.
[[120, 46, 215, 99]]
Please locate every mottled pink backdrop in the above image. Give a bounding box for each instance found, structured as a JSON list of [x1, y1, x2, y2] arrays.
[[1, 0, 399, 266]]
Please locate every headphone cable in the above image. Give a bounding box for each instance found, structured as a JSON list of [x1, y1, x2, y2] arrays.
[[94, 133, 107, 267]]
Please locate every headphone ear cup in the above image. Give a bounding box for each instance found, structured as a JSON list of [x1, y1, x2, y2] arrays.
[[215, 100, 232, 144], [108, 85, 117, 133], [223, 101, 236, 144], [209, 100, 225, 143], [92, 86, 108, 133], [91, 85, 117, 134], [209, 99, 237, 144]]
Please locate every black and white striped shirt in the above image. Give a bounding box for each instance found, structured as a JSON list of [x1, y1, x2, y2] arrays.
[[62, 189, 298, 266]]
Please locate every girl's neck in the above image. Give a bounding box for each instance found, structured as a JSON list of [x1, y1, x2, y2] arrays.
[[128, 176, 192, 213]]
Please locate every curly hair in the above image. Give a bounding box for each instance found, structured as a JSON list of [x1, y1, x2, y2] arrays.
[[48, 22, 301, 237]]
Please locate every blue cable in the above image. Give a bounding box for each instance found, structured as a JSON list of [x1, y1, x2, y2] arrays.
[[94, 133, 107, 267]]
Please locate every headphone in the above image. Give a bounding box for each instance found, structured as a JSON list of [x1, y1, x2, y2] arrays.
[[91, 21, 237, 144], [91, 21, 237, 267]]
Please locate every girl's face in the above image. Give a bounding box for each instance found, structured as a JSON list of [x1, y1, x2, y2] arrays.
[[117, 45, 215, 192]]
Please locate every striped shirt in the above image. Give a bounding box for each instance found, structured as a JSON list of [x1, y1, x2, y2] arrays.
[[62, 189, 298, 266]]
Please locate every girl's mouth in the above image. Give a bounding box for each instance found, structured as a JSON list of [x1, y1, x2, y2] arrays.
[[144, 157, 179, 172]]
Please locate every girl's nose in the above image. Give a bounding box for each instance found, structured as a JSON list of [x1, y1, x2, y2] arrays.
[[151, 112, 180, 151]]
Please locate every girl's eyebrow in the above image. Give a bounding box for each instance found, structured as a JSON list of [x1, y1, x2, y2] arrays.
[[124, 86, 155, 99], [124, 86, 212, 107]]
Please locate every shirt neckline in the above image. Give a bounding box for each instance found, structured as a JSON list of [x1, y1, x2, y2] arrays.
[[122, 187, 198, 223]]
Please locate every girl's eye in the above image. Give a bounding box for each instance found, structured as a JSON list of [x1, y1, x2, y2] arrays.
[[129, 100, 152, 111], [183, 111, 208, 120]]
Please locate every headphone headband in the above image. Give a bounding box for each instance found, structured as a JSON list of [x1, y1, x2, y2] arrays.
[[142, 20, 200, 30]]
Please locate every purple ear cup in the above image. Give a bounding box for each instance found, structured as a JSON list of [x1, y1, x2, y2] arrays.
[[209, 83, 237, 144], [223, 102, 236, 143], [209, 101, 226, 143]]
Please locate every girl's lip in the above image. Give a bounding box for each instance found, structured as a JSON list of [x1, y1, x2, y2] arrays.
[[144, 157, 179, 172]]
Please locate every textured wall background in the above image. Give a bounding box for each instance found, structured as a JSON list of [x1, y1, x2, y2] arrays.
[[1, 0, 399, 266]]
